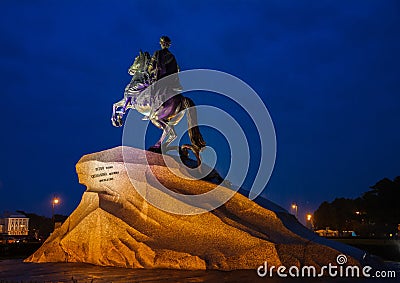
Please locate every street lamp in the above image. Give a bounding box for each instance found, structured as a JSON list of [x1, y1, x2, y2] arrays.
[[291, 203, 298, 218], [52, 196, 60, 224], [306, 213, 313, 229]]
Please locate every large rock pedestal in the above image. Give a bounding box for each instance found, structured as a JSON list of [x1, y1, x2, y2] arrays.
[[25, 147, 360, 270]]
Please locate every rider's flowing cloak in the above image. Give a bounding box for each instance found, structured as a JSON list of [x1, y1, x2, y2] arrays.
[[144, 73, 183, 116]]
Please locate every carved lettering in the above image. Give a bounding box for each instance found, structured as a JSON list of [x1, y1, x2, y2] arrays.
[[92, 165, 119, 183]]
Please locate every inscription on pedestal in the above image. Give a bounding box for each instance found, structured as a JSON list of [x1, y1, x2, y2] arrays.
[[90, 165, 119, 183]]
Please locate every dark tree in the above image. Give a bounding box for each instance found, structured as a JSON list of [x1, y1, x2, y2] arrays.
[[314, 176, 400, 237], [16, 211, 67, 239], [362, 177, 400, 235], [314, 198, 357, 231]]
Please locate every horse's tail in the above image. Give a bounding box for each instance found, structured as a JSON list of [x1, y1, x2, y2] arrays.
[[183, 97, 206, 150]]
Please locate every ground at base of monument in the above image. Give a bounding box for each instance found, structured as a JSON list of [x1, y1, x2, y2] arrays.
[[1, 259, 399, 283]]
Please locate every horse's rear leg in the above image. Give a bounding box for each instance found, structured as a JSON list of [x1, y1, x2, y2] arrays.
[[148, 119, 165, 152], [149, 119, 175, 153], [164, 125, 177, 146]]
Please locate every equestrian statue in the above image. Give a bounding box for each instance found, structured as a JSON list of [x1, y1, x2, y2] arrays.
[[111, 36, 206, 164]]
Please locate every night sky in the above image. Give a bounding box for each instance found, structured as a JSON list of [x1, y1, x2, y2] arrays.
[[1, 1, 399, 222]]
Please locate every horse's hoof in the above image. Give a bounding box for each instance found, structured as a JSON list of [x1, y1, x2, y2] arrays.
[[111, 116, 123, 127], [148, 146, 162, 154]]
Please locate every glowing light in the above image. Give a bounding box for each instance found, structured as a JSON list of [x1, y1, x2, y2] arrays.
[[291, 203, 298, 218]]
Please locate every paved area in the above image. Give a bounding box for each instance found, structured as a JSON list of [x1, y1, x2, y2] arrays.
[[0, 259, 398, 283], [0, 259, 270, 283]]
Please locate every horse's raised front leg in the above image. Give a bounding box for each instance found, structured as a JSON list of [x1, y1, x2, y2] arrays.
[[111, 99, 124, 127], [111, 97, 132, 127]]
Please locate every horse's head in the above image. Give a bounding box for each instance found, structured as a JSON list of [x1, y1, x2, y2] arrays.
[[128, 50, 151, 76], [112, 50, 151, 128]]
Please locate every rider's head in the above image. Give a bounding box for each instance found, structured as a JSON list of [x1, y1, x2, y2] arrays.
[[160, 36, 171, 49]]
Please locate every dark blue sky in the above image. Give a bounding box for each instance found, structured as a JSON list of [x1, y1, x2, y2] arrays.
[[1, 1, 399, 221]]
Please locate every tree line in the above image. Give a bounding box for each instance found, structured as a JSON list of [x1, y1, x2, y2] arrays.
[[314, 176, 400, 237], [16, 211, 68, 240]]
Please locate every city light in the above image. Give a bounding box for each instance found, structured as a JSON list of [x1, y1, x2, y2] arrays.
[[51, 195, 60, 226], [291, 203, 298, 218], [306, 213, 313, 230]]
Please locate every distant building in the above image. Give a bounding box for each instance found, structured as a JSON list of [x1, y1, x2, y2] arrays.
[[341, 230, 358, 237], [315, 228, 339, 237], [0, 213, 29, 236]]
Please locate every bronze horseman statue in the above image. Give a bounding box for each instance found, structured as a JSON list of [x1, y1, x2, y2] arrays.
[[111, 36, 206, 164]]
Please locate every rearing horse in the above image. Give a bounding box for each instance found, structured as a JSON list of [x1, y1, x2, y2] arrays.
[[111, 50, 206, 164]]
